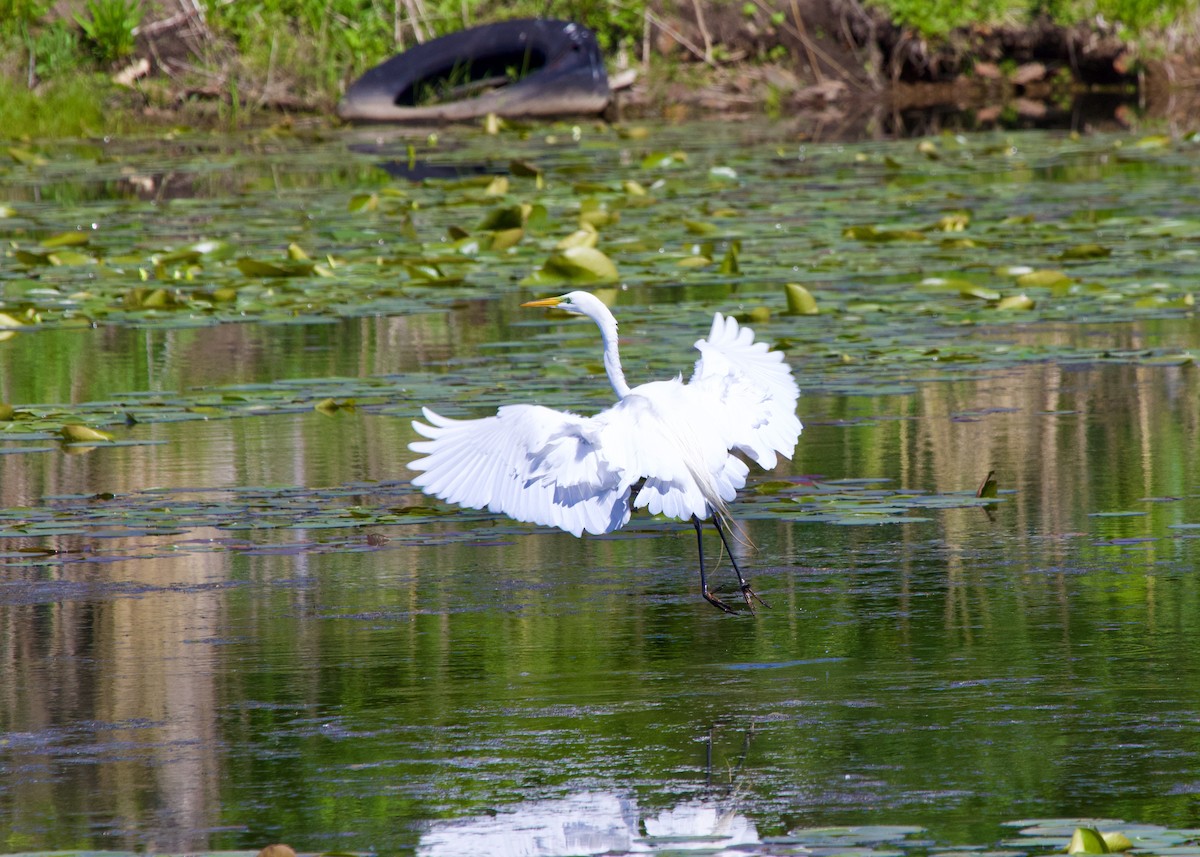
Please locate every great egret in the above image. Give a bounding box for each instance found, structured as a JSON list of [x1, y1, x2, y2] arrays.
[[408, 291, 802, 613]]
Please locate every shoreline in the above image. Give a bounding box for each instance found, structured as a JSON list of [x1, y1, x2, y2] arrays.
[[4, 1, 1199, 139]]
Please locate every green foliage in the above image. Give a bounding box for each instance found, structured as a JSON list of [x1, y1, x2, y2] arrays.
[[75, 0, 143, 64], [874, 0, 1193, 37], [0, 0, 51, 31], [0, 74, 114, 136], [28, 19, 82, 78]]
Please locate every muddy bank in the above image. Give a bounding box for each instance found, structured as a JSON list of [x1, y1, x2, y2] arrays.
[[610, 0, 1197, 137]]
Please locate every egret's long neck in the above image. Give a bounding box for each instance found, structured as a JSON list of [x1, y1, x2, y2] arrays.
[[595, 311, 632, 399]]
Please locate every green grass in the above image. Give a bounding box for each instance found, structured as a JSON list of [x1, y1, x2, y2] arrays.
[[869, 0, 1195, 37], [0, 73, 126, 137]]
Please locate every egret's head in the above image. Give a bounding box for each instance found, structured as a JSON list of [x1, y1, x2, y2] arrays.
[[521, 291, 601, 318]]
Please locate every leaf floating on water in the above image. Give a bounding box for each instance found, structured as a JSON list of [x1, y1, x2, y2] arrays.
[[60, 424, 114, 443], [0, 403, 13, 421], [640, 151, 687, 169], [40, 231, 90, 248], [959, 284, 1002, 301], [996, 293, 1035, 311], [1059, 243, 1111, 260], [844, 225, 926, 242], [578, 199, 618, 229], [933, 213, 970, 232], [718, 241, 740, 275], [314, 398, 355, 415], [684, 220, 718, 235], [8, 146, 48, 166], [478, 204, 525, 231], [524, 247, 618, 285], [14, 249, 52, 266], [1133, 134, 1171, 149], [157, 239, 235, 265], [237, 257, 315, 277], [1016, 269, 1071, 288], [484, 176, 509, 196], [287, 242, 310, 260], [976, 470, 998, 498], [489, 228, 524, 251], [509, 159, 541, 178], [1068, 828, 1110, 854], [555, 225, 599, 250], [347, 192, 379, 212], [125, 287, 187, 309], [1102, 833, 1133, 852], [49, 249, 95, 266], [784, 283, 819, 315]]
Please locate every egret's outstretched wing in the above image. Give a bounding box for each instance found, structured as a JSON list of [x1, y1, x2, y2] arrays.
[[689, 312, 802, 468], [408, 405, 637, 537]]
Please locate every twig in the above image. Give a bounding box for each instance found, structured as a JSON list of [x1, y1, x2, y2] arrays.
[[751, 0, 868, 92], [260, 31, 278, 107], [644, 9, 718, 68], [691, 0, 713, 64], [406, 0, 430, 44], [135, 5, 201, 36], [788, 0, 824, 84], [642, 8, 650, 75]]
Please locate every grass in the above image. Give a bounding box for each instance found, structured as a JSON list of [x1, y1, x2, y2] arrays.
[[869, 0, 1196, 38], [0, 73, 125, 136]]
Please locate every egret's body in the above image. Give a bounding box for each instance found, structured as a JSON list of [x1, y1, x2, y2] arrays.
[[408, 291, 802, 612]]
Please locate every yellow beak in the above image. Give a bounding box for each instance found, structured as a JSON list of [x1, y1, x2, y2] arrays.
[[520, 296, 564, 308]]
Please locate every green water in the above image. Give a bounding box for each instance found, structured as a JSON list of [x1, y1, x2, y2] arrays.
[[2, 123, 1200, 854]]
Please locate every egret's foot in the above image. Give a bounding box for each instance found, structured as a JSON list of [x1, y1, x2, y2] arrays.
[[741, 582, 770, 610], [703, 588, 737, 614]]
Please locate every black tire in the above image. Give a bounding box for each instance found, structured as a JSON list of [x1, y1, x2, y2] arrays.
[[337, 19, 611, 123]]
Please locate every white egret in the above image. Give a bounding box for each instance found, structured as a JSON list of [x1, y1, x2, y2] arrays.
[[408, 291, 802, 613]]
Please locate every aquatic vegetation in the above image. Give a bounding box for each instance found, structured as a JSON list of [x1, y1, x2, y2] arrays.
[[0, 127, 1196, 347]]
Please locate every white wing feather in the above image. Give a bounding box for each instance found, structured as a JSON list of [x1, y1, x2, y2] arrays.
[[409, 405, 635, 537], [408, 311, 802, 537], [689, 312, 802, 469]]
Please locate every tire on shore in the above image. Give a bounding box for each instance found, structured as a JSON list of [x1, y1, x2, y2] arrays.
[[337, 19, 611, 123]]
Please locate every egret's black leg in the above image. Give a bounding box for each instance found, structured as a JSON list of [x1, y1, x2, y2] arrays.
[[712, 515, 770, 610], [692, 515, 734, 614]]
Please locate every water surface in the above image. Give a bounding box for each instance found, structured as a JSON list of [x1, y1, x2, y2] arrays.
[[1, 122, 1199, 855]]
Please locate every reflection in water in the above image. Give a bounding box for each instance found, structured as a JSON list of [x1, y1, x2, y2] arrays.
[[418, 791, 759, 857], [3, 316, 1200, 851]]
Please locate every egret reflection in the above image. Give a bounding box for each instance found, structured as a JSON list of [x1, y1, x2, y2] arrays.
[[417, 791, 759, 856]]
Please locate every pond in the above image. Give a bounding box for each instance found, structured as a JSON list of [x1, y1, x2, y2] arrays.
[[1, 121, 1200, 855]]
